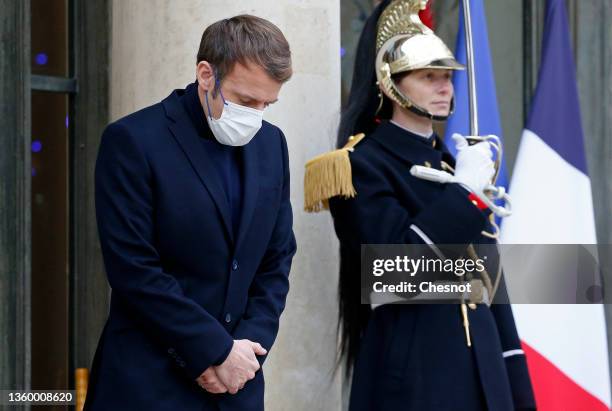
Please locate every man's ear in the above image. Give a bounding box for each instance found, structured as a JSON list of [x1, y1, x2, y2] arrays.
[[196, 61, 214, 90]]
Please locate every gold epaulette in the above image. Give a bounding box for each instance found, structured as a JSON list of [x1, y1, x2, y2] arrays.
[[303, 133, 366, 212]]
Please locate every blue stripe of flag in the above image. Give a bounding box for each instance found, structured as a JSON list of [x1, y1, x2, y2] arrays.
[[526, 0, 588, 175]]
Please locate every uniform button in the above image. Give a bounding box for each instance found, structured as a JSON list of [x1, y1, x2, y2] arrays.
[[167, 348, 175, 355], [232, 260, 239, 271], [225, 313, 232, 323], [179, 360, 186, 367]]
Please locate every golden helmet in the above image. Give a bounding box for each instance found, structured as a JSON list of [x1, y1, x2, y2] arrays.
[[375, 0, 464, 120]]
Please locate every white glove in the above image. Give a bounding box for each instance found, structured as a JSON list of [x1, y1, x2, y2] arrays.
[[451, 133, 495, 195]]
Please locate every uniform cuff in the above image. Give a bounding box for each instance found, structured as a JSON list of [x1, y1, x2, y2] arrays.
[[415, 183, 490, 244]]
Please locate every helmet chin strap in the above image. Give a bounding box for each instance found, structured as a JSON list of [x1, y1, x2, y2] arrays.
[[404, 94, 455, 122]]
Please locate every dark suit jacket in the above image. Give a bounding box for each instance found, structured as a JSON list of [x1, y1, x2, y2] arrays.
[[84, 86, 296, 411], [329, 121, 536, 411]]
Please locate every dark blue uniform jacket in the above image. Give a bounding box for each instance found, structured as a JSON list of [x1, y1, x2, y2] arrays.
[[329, 121, 536, 411], [84, 84, 296, 411]]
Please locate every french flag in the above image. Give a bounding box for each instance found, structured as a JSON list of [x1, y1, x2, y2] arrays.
[[501, 0, 611, 409]]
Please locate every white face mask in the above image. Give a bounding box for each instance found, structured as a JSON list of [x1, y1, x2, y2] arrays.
[[204, 86, 264, 147]]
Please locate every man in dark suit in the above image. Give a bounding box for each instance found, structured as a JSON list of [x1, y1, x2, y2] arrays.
[[85, 15, 296, 411]]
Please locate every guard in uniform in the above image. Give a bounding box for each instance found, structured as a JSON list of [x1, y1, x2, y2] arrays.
[[304, 1, 536, 410]]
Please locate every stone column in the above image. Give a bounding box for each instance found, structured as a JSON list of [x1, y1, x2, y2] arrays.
[[575, 0, 612, 393], [110, 1, 342, 409]]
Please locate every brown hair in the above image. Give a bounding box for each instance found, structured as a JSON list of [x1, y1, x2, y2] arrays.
[[197, 15, 292, 94]]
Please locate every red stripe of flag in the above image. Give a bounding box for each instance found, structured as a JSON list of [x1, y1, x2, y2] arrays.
[[522, 341, 609, 411]]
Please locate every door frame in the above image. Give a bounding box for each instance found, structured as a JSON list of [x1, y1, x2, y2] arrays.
[[0, 0, 111, 403]]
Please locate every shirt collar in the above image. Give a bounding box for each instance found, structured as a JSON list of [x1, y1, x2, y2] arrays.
[[180, 80, 214, 140], [389, 120, 434, 140]]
